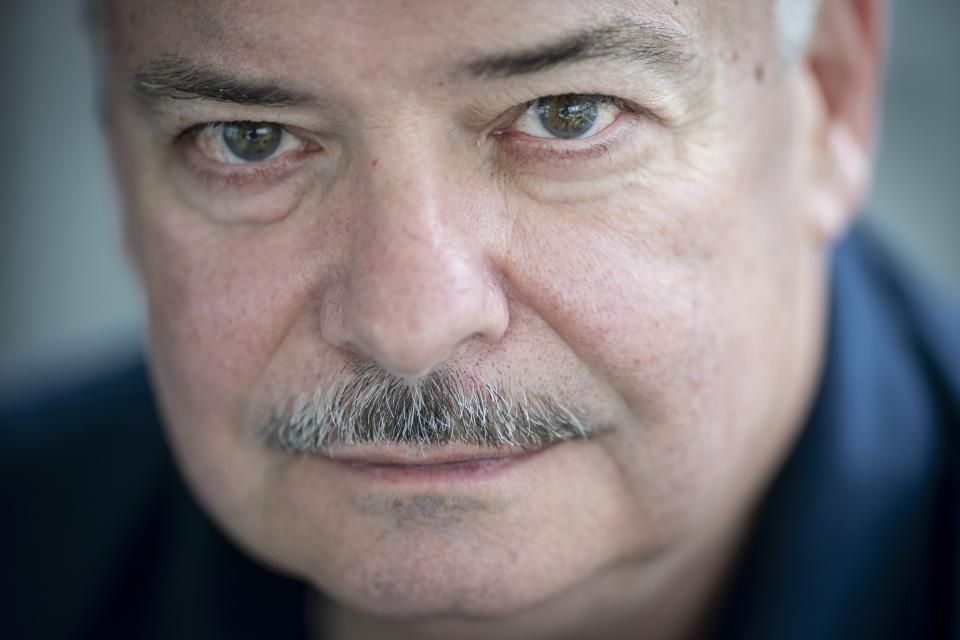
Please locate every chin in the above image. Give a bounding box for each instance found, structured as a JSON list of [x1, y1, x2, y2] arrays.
[[314, 543, 542, 620], [198, 439, 652, 623]]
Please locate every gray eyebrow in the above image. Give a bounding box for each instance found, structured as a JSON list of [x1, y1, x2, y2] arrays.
[[132, 56, 316, 107], [131, 20, 695, 109], [461, 21, 696, 79]]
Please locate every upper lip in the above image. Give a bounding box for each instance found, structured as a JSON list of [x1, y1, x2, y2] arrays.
[[320, 444, 538, 467]]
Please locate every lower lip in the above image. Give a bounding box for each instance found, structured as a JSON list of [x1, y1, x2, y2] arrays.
[[326, 450, 544, 483]]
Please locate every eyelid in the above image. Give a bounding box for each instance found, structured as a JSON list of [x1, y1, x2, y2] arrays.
[[508, 95, 627, 141], [174, 121, 323, 191], [184, 122, 310, 165], [491, 94, 642, 162]]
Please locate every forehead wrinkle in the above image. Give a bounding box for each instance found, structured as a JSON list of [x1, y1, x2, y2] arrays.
[[115, 2, 715, 113]]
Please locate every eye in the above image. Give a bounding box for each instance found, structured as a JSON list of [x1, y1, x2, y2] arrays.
[[512, 95, 623, 140], [191, 121, 304, 164]]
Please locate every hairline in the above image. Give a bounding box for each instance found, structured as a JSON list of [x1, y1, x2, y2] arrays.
[[776, 0, 822, 62]]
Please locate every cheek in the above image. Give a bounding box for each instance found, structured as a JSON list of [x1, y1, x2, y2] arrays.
[[504, 156, 800, 534], [147, 238, 270, 406], [134, 201, 331, 459], [133, 205, 349, 555], [508, 190, 720, 415]]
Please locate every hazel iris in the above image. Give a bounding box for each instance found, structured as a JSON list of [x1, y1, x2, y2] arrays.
[[222, 122, 283, 162], [536, 95, 600, 139]]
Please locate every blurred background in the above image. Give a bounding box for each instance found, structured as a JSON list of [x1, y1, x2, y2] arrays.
[[1, 0, 958, 397]]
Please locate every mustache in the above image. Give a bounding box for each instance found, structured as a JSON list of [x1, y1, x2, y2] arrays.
[[259, 362, 590, 453]]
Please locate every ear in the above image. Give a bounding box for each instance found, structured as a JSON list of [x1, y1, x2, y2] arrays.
[[800, 0, 887, 243]]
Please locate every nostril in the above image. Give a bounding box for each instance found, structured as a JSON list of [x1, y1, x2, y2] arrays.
[[323, 290, 508, 379]]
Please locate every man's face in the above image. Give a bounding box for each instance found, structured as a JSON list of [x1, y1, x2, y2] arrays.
[[109, 0, 832, 620]]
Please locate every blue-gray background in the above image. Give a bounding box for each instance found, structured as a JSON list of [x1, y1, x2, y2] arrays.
[[1, 0, 957, 396]]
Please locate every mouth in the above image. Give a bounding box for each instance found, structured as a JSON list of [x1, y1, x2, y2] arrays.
[[317, 444, 552, 483]]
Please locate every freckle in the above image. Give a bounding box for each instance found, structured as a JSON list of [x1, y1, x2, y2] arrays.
[[731, 50, 739, 63], [673, 0, 679, 5], [754, 63, 765, 83]]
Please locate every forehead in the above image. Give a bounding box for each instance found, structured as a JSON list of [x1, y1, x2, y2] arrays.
[[108, 0, 770, 83]]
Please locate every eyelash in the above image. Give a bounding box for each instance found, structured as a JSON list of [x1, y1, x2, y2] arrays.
[[493, 95, 638, 161], [174, 94, 638, 186], [176, 122, 319, 188]]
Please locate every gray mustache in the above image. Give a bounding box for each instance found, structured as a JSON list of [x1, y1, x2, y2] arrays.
[[260, 362, 589, 453]]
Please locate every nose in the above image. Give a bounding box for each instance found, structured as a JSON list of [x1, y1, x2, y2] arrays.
[[320, 152, 509, 378]]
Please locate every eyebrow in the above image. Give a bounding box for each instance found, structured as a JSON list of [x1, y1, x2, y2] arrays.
[[132, 56, 316, 107], [131, 19, 696, 109], [460, 20, 696, 79]]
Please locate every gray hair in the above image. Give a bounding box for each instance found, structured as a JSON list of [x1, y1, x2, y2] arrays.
[[260, 362, 590, 454], [776, 0, 823, 61]]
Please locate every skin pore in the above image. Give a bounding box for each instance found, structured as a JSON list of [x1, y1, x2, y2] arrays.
[[103, 1, 877, 639]]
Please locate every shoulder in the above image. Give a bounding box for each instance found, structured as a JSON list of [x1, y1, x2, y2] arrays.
[[1, 359, 174, 548], [1, 359, 172, 637], [811, 223, 960, 525], [1, 358, 165, 473], [834, 223, 960, 636], [839, 224, 960, 425], [1, 360, 309, 639], [712, 221, 960, 640]]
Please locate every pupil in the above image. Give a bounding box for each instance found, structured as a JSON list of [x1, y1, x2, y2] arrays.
[[537, 96, 599, 139], [223, 122, 282, 162]]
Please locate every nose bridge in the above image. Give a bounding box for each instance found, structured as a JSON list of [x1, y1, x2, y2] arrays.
[[366, 144, 450, 265], [324, 135, 508, 377], [359, 156, 473, 317]]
